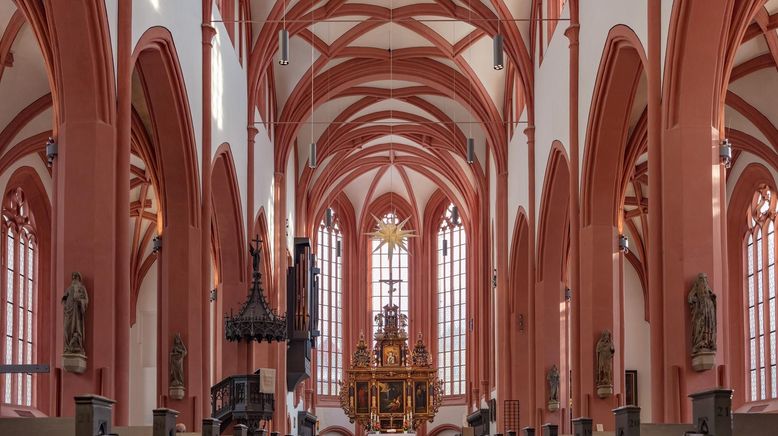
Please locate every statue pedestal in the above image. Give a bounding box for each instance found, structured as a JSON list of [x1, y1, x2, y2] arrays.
[[547, 400, 559, 412], [169, 386, 185, 400], [62, 353, 87, 374], [596, 385, 613, 399], [692, 351, 715, 371]]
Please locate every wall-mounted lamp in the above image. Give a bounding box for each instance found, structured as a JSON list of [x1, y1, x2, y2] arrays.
[[565, 287, 572, 301], [493, 34, 505, 71], [492, 268, 498, 289], [466, 138, 475, 164], [618, 234, 630, 254], [719, 138, 733, 169], [309, 142, 317, 168], [518, 313, 525, 332], [279, 29, 289, 65], [209, 288, 218, 302], [152, 235, 162, 253], [45, 137, 57, 167]]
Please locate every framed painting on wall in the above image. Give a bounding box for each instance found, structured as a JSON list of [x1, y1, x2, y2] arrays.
[[625, 370, 638, 406]]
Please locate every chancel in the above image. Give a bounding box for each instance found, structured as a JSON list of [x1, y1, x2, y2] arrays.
[[4, 1, 778, 436]]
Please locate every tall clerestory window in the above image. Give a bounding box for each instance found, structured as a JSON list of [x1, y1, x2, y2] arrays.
[[317, 211, 343, 396], [1, 188, 36, 407], [746, 186, 778, 401], [371, 213, 409, 340], [437, 205, 466, 396]]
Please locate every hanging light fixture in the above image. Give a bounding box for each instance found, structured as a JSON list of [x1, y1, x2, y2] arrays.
[[307, 142, 316, 167], [336, 239, 341, 258], [719, 138, 732, 168], [279, 29, 289, 65], [618, 234, 630, 254], [442, 239, 448, 257], [467, 138, 475, 164], [279, 0, 289, 65], [451, 205, 459, 225], [493, 34, 504, 70]]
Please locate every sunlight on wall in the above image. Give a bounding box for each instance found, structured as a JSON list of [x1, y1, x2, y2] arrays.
[[211, 33, 224, 131]]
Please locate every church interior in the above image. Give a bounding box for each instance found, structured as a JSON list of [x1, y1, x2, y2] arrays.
[[1, 1, 778, 435]]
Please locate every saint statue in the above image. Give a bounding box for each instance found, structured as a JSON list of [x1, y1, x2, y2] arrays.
[[595, 330, 615, 388], [547, 365, 560, 403], [688, 273, 717, 355], [62, 272, 89, 356], [249, 237, 262, 274], [169, 333, 187, 388]]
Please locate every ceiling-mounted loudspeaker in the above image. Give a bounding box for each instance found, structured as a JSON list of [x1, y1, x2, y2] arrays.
[[493, 34, 504, 70], [279, 29, 289, 65], [325, 207, 333, 228], [467, 138, 475, 164], [309, 142, 317, 168]]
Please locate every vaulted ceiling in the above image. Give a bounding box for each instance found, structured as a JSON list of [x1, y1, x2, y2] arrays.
[[246, 0, 533, 226]]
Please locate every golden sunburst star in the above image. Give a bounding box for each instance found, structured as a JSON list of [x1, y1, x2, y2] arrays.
[[367, 214, 416, 259]]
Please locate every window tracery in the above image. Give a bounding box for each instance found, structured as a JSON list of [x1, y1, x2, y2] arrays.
[[1, 188, 36, 407], [436, 205, 466, 396], [371, 213, 409, 341], [317, 213, 343, 396], [746, 185, 778, 401]]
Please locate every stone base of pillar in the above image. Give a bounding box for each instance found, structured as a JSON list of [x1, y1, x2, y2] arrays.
[[691, 351, 715, 371], [62, 353, 87, 374], [596, 385, 613, 398], [169, 386, 185, 400]]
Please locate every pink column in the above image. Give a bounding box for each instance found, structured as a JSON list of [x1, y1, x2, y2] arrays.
[[113, 0, 132, 424]]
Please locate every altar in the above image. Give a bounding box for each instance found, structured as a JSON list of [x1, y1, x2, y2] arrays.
[[338, 217, 443, 432]]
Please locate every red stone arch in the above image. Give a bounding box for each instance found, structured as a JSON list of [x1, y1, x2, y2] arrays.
[[211, 143, 249, 380], [726, 162, 776, 409], [535, 142, 570, 427], [2, 166, 51, 414], [428, 424, 461, 436], [130, 26, 202, 429], [320, 425, 356, 436], [578, 25, 647, 425], [507, 208, 530, 426]]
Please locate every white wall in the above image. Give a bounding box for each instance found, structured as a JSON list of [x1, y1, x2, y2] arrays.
[[128, 262, 158, 425], [623, 261, 651, 422], [0, 155, 52, 201]]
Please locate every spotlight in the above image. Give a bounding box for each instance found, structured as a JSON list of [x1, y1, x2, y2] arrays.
[[45, 137, 57, 167], [618, 234, 629, 254], [279, 29, 289, 65], [719, 138, 732, 169], [493, 34, 504, 70], [309, 142, 317, 168], [152, 235, 162, 253]]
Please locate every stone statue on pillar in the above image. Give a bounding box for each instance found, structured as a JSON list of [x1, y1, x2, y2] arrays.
[[595, 330, 615, 398], [547, 365, 560, 412], [688, 273, 717, 371], [62, 272, 88, 373], [169, 333, 187, 400]]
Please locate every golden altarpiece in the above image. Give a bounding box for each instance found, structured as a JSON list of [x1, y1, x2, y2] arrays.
[[338, 216, 443, 432]]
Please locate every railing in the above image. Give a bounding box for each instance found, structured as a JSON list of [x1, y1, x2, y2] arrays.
[[211, 374, 275, 433]]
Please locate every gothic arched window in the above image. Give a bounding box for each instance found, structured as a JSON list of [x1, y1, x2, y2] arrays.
[[746, 186, 778, 401], [437, 205, 466, 396], [1, 188, 37, 407], [371, 213, 409, 340], [317, 212, 343, 396]]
